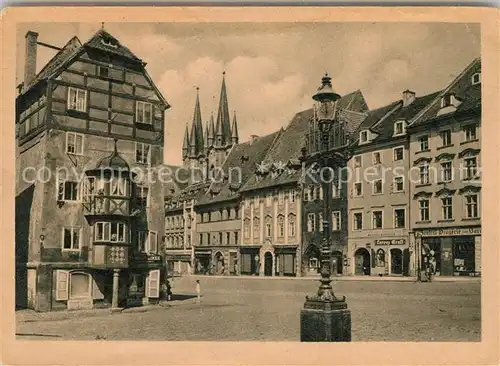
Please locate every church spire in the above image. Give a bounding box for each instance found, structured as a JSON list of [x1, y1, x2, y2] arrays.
[[231, 110, 239, 145], [182, 123, 189, 159], [208, 112, 215, 147], [204, 122, 209, 150], [215, 71, 231, 146], [193, 87, 204, 155]]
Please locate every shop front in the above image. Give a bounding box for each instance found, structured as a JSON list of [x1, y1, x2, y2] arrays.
[[372, 239, 410, 276], [416, 226, 481, 277], [274, 246, 297, 277], [240, 247, 260, 276], [194, 249, 212, 275], [166, 253, 192, 276]]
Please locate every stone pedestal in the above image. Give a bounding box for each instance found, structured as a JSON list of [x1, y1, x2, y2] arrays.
[[300, 297, 351, 342]]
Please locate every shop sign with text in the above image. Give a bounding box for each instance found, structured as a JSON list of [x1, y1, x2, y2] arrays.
[[416, 227, 481, 237], [375, 239, 406, 246]]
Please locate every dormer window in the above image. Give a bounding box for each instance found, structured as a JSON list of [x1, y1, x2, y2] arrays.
[[101, 38, 118, 49], [393, 121, 406, 136], [471, 72, 481, 85], [441, 94, 453, 108], [359, 130, 369, 144]]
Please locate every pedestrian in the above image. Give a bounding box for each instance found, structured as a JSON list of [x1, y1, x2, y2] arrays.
[[196, 279, 201, 303]]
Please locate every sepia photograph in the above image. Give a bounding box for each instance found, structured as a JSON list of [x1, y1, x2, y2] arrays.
[[1, 7, 497, 365], [12, 20, 484, 343]]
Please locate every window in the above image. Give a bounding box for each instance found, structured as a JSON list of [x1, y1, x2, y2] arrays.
[[441, 162, 453, 182], [278, 191, 284, 204], [253, 218, 260, 238], [394, 209, 406, 228], [98, 66, 109, 78], [463, 125, 477, 142], [441, 94, 453, 108], [373, 152, 381, 165], [465, 194, 479, 218], [148, 231, 158, 253], [353, 155, 362, 168], [135, 184, 149, 209], [419, 199, 430, 221], [441, 197, 453, 220], [318, 213, 324, 232], [199, 233, 203, 246], [332, 180, 341, 198], [440, 130, 452, 147], [309, 258, 319, 268], [136, 101, 153, 125], [464, 157, 478, 179], [266, 194, 272, 207], [138, 231, 148, 252], [288, 215, 296, 236], [95, 222, 127, 242], [332, 211, 341, 231], [373, 179, 383, 195], [471, 72, 481, 85], [111, 178, 127, 196], [393, 147, 404, 161], [62, 227, 80, 251], [372, 211, 383, 229], [307, 213, 316, 232], [67, 87, 87, 112], [234, 232, 239, 245], [354, 182, 363, 197], [359, 130, 369, 143], [419, 163, 429, 185], [419, 135, 429, 151], [394, 121, 405, 136], [265, 222, 272, 238], [244, 219, 250, 238], [226, 232, 231, 245], [278, 216, 285, 237], [289, 190, 296, 202], [135, 143, 151, 165], [66, 132, 84, 155], [304, 188, 310, 202], [219, 232, 223, 245], [353, 212, 363, 231], [57, 179, 79, 201], [393, 176, 404, 192]]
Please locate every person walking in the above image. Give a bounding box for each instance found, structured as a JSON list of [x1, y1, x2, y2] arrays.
[[195, 280, 201, 303]]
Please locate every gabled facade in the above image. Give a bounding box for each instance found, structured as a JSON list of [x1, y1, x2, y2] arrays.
[[347, 90, 440, 277], [15, 28, 169, 311], [408, 58, 482, 277]]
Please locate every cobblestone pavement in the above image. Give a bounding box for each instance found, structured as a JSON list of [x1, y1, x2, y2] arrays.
[[16, 277, 480, 341]]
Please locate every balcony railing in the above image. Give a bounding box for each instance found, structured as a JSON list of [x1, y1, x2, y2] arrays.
[[83, 195, 131, 216]]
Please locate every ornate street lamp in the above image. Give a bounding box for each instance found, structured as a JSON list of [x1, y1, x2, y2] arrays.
[[300, 73, 351, 342]]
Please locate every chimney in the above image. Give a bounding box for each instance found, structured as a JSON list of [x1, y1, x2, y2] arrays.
[[24, 31, 39, 89], [402, 89, 416, 108]]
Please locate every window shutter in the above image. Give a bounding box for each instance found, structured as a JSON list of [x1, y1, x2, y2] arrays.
[[147, 269, 160, 298], [56, 270, 69, 300], [92, 276, 104, 300]]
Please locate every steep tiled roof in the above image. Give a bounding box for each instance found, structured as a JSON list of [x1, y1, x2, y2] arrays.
[[25, 36, 82, 91], [241, 90, 370, 193], [370, 91, 442, 143], [410, 58, 481, 127], [196, 131, 281, 205], [84, 29, 142, 63]]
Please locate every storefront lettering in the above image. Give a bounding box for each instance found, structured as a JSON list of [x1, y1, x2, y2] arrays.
[[375, 239, 406, 246], [416, 227, 481, 237]]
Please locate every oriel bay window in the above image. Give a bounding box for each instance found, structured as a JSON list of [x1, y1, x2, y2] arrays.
[[95, 222, 128, 242]]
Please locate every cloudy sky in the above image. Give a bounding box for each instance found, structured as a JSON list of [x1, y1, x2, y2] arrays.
[[16, 22, 480, 165]]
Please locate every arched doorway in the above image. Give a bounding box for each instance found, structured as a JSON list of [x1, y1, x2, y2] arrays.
[[354, 248, 371, 276], [390, 248, 403, 275], [331, 251, 343, 275], [264, 252, 273, 276], [214, 252, 224, 275], [303, 245, 321, 275]]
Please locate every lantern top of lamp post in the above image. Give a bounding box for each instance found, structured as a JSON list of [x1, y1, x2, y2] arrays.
[[313, 73, 341, 102]]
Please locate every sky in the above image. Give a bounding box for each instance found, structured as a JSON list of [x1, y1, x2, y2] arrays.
[[16, 22, 480, 165]]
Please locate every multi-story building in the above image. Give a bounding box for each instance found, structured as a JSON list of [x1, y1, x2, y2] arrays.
[[15, 28, 169, 311], [240, 86, 369, 277], [302, 88, 369, 276], [408, 58, 481, 277], [165, 73, 241, 275], [347, 90, 440, 276]]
